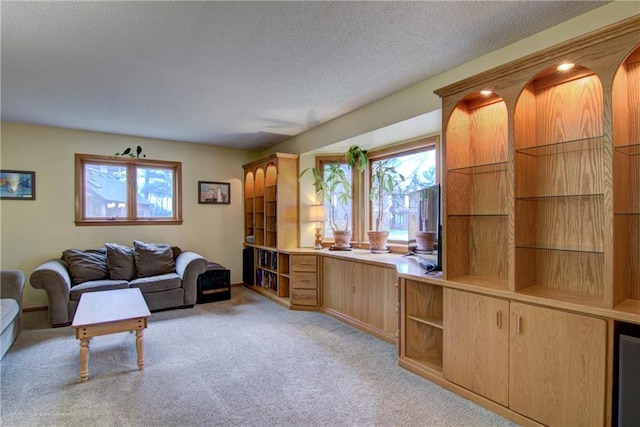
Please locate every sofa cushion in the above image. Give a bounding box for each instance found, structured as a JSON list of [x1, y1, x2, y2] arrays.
[[62, 249, 110, 286], [105, 243, 137, 281], [133, 240, 175, 278], [129, 273, 182, 293], [69, 279, 130, 301]]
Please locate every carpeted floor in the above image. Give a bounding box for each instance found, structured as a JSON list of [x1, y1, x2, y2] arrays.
[[1, 286, 517, 427]]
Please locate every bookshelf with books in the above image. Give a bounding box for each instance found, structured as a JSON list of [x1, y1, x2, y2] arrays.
[[243, 153, 299, 306]]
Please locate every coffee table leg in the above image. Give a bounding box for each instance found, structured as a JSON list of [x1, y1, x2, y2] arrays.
[[135, 329, 144, 370], [79, 338, 90, 382]]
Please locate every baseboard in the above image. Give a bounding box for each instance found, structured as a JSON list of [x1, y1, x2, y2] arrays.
[[23, 306, 48, 313]]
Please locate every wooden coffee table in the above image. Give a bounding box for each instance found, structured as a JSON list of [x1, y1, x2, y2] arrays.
[[72, 288, 151, 382]]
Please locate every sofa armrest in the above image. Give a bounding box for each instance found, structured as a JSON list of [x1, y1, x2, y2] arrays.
[[175, 251, 207, 306], [1, 270, 25, 306], [29, 259, 72, 327]]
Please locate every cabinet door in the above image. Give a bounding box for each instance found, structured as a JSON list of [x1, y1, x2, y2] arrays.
[[509, 303, 606, 426], [443, 289, 509, 406]]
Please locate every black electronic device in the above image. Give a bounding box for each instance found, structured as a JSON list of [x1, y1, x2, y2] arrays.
[[408, 183, 442, 271]]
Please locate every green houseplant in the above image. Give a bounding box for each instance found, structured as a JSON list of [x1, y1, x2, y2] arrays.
[[299, 146, 368, 249], [368, 159, 404, 252]]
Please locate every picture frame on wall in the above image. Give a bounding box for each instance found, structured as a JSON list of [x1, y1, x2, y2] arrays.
[[0, 170, 35, 200], [198, 181, 230, 205]]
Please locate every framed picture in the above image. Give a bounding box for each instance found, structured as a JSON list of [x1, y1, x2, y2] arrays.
[[198, 181, 230, 205], [0, 170, 35, 200]]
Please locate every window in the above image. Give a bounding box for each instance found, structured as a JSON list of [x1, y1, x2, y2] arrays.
[[317, 156, 353, 239], [368, 137, 438, 243], [75, 154, 182, 225]]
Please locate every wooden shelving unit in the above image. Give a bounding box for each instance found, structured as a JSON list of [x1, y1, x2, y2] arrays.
[[514, 68, 606, 306], [444, 94, 509, 290], [400, 279, 443, 374], [243, 153, 299, 307], [412, 16, 640, 427], [613, 46, 640, 314]]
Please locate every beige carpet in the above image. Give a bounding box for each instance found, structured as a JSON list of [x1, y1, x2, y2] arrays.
[[1, 286, 516, 427]]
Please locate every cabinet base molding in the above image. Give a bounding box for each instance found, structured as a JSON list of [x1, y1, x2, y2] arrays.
[[243, 284, 290, 309], [398, 358, 543, 427], [320, 307, 396, 345]]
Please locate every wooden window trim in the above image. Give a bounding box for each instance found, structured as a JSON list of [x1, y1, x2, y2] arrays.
[[75, 154, 183, 226]]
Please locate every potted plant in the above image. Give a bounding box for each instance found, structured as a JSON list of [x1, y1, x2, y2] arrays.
[[368, 159, 404, 253], [299, 146, 368, 250]]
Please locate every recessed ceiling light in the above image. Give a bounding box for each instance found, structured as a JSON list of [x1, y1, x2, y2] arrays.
[[557, 62, 575, 71], [480, 90, 493, 96]]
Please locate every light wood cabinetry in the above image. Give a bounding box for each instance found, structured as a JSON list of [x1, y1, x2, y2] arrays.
[[436, 16, 639, 313], [613, 46, 640, 315], [445, 96, 509, 290], [243, 153, 299, 307], [509, 302, 607, 426], [243, 153, 298, 249], [513, 68, 606, 306], [443, 288, 509, 406], [400, 16, 640, 427], [322, 257, 398, 343], [400, 279, 444, 374], [440, 288, 606, 425], [290, 255, 318, 308]]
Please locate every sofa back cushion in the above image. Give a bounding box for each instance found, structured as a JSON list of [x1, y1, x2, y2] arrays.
[[133, 240, 176, 278], [62, 249, 110, 286], [105, 243, 137, 281]]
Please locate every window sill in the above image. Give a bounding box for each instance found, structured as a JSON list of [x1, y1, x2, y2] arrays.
[[75, 219, 183, 226]]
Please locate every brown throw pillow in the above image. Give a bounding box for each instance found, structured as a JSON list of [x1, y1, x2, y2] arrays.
[[133, 240, 176, 278], [105, 243, 137, 281], [62, 248, 110, 286]]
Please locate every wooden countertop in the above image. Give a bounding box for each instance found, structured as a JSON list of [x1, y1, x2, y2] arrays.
[[272, 246, 640, 325]]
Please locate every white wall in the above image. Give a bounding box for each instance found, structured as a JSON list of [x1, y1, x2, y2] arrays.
[[0, 122, 257, 308]]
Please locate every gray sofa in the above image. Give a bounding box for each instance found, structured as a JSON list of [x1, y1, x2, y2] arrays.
[[1, 270, 26, 359], [30, 241, 207, 327]]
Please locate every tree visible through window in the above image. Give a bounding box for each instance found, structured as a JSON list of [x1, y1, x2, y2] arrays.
[[75, 154, 182, 225], [371, 148, 436, 241]]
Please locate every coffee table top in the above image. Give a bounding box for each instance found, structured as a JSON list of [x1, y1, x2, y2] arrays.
[[72, 288, 150, 328]]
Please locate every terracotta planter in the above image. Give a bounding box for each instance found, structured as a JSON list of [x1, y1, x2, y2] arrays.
[[331, 230, 352, 250], [368, 230, 389, 253], [415, 231, 436, 251]]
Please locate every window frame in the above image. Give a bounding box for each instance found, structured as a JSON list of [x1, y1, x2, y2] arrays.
[[315, 155, 355, 240], [75, 153, 183, 226], [366, 136, 440, 246]]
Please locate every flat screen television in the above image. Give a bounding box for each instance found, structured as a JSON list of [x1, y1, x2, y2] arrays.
[[408, 183, 442, 272]]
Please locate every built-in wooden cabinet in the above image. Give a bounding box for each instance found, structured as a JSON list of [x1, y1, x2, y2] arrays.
[[411, 16, 640, 427], [243, 153, 299, 306], [514, 66, 606, 306], [243, 153, 299, 249], [290, 255, 319, 308], [322, 257, 398, 343], [437, 17, 639, 313], [613, 45, 640, 315], [443, 288, 509, 406], [509, 302, 607, 426], [400, 279, 444, 374], [440, 288, 606, 425], [445, 95, 509, 290]]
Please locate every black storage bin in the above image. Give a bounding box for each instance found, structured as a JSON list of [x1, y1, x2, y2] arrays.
[[197, 262, 231, 304]]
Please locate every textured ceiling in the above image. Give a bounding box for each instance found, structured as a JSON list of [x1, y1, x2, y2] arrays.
[[1, 1, 608, 151]]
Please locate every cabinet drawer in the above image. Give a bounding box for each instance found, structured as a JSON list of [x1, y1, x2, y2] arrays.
[[291, 255, 317, 272], [291, 289, 317, 306], [291, 272, 317, 289]]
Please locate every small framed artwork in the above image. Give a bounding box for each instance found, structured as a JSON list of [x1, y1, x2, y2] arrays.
[[198, 181, 230, 205], [0, 170, 35, 200]]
